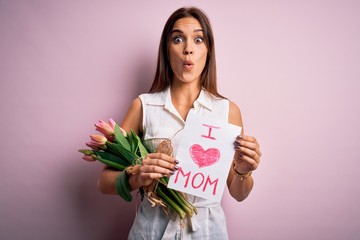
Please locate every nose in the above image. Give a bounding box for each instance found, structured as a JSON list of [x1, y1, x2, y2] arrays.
[[183, 42, 194, 55], [184, 49, 194, 55]]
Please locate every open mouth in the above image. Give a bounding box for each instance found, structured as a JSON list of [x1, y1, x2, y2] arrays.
[[183, 60, 194, 69]]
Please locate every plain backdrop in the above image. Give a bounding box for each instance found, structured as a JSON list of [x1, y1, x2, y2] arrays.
[[1, 1, 359, 239]]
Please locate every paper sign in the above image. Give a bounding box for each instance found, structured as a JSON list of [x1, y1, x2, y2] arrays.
[[167, 111, 242, 202]]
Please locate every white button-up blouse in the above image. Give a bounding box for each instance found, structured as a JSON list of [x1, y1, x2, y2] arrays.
[[128, 87, 230, 240]]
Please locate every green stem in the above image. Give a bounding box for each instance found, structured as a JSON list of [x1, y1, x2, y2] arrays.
[[166, 187, 193, 217], [156, 185, 186, 219], [174, 191, 198, 215], [159, 177, 197, 215], [96, 157, 126, 171]]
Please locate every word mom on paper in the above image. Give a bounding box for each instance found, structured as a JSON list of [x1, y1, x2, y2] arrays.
[[168, 112, 241, 202]]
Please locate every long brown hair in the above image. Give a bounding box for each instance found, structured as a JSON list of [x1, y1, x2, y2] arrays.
[[149, 7, 223, 98]]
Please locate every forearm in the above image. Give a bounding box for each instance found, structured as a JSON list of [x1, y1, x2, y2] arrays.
[[97, 168, 142, 195], [228, 174, 254, 202], [97, 168, 118, 195]]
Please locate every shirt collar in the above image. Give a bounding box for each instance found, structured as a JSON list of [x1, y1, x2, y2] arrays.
[[194, 88, 213, 111], [147, 87, 213, 111]]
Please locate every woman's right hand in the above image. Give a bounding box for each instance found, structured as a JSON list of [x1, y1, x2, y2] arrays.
[[137, 153, 179, 187]]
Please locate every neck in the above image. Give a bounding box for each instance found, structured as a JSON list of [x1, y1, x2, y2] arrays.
[[170, 81, 201, 105], [170, 81, 201, 121]]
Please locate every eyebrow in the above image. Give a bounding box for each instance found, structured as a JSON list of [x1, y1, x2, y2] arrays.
[[171, 29, 203, 34]]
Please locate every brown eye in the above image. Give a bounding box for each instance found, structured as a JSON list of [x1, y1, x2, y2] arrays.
[[173, 36, 183, 43], [195, 37, 204, 43]]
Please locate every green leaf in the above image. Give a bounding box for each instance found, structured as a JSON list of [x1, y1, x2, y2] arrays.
[[95, 156, 126, 170], [114, 124, 131, 151], [105, 142, 138, 165], [134, 133, 148, 158], [128, 130, 139, 153], [93, 150, 129, 166], [116, 171, 132, 201]]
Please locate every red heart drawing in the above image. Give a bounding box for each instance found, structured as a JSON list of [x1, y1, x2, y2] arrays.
[[189, 144, 221, 168]]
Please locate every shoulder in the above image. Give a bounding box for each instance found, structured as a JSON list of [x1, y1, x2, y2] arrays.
[[139, 90, 167, 105], [121, 97, 143, 134], [128, 97, 142, 113], [228, 100, 243, 128]]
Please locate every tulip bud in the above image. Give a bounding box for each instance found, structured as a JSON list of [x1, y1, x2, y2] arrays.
[[95, 120, 115, 137], [86, 141, 99, 150], [79, 149, 93, 155], [109, 118, 116, 130], [86, 134, 107, 149], [82, 155, 96, 162], [90, 134, 107, 144]]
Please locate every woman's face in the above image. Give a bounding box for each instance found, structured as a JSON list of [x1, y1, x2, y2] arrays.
[[169, 17, 208, 85]]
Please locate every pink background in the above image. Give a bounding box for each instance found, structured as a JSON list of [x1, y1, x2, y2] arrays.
[[1, 1, 359, 239]]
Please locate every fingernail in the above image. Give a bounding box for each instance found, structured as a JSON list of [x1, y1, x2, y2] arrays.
[[174, 159, 179, 164], [237, 135, 243, 139], [169, 171, 174, 175], [174, 165, 179, 170]]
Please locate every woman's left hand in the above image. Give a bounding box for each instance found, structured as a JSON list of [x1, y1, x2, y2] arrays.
[[234, 135, 261, 174]]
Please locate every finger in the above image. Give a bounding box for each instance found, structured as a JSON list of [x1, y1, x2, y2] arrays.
[[237, 135, 257, 143], [235, 141, 261, 159], [147, 172, 165, 180], [148, 152, 176, 163], [235, 136, 261, 157], [235, 139, 258, 151], [235, 146, 260, 163], [142, 165, 174, 176], [235, 155, 258, 170], [143, 158, 178, 172], [139, 172, 162, 186], [145, 154, 177, 169], [237, 135, 260, 148]]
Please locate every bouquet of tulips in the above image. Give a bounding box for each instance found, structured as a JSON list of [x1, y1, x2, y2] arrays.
[[79, 119, 197, 219]]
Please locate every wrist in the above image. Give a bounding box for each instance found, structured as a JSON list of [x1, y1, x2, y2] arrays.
[[233, 163, 252, 181], [126, 164, 142, 189], [128, 169, 142, 190]]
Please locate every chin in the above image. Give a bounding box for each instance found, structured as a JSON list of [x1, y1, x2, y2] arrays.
[[178, 74, 200, 83]]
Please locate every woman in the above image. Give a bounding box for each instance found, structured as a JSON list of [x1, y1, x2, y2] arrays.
[[98, 7, 261, 239]]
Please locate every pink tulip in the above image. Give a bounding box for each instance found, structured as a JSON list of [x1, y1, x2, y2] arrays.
[[85, 142, 99, 150], [90, 134, 107, 144], [82, 155, 96, 162], [95, 119, 115, 137], [86, 134, 107, 149], [109, 118, 116, 130]]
